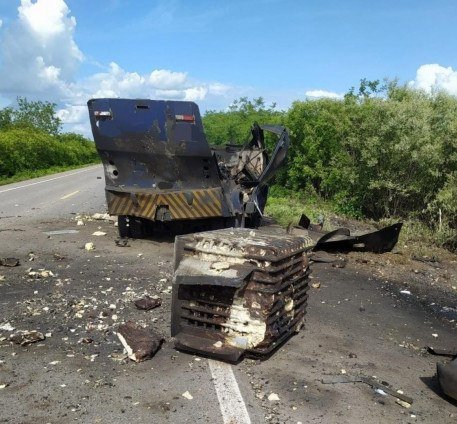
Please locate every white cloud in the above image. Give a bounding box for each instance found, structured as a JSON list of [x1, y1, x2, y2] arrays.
[[0, 19, 3, 28], [409, 64, 457, 96], [149, 69, 187, 89], [305, 89, 343, 100], [0, 0, 82, 97], [0, 0, 235, 136]]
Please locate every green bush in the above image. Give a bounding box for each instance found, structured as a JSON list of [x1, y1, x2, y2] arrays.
[[0, 127, 98, 178]]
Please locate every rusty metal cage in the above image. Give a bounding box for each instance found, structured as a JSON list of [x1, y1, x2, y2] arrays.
[[171, 228, 311, 362]]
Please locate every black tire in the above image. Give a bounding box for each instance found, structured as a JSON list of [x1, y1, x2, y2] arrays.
[[118, 216, 130, 238], [118, 215, 148, 239]]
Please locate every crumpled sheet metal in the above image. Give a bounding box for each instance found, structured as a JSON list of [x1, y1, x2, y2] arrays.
[[171, 228, 311, 362], [437, 358, 457, 401], [289, 214, 403, 254]]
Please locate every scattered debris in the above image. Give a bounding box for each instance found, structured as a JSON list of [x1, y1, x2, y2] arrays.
[[172, 228, 311, 362], [92, 231, 107, 236], [110, 352, 128, 362], [115, 238, 130, 247], [426, 346, 457, 357], [76, 220, 85, 226], [28, 269, 54, 278], [0, 323, 14, 331], [44, 229, 79, 235], [395, 399, 412, 408], [28, 252, 37, 261], [92, 213, 111, 220], [311, 282, 321, 289], [322, 374, 413, 405], [134, 296, 162, 311], [0, 383, 8, 389], [432, 333, 439, 338], [182, 391, 193, 400], [85, 242, 95, 251], [0, 258, 20, 267], [116, 321, 164, 362], [437, 358, 457, 400], [290, 214, 403, 253], [400, 290, 411, 295], [268, 393, 280, 401], [10, 330, 45, 346]]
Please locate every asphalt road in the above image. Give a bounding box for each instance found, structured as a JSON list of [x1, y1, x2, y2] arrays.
[[0, 167, 456, 424], [0, 165, 106, 222]]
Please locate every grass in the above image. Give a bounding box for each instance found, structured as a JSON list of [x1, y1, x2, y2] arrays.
[[265, 186, 336, 230], [0, 161, 100, 186]]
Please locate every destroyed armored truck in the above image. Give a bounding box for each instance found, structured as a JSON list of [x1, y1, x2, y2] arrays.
[[88, 99, 289, 237]]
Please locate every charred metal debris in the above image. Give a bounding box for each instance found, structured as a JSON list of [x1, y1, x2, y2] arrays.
[[88, 98, 289, 237], [171, 228, 313, 362], [289, 214, 403, 254]]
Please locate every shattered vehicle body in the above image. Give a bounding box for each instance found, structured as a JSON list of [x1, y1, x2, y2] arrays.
[[171, 228, 312, 362], [87, 99, 289, 237]]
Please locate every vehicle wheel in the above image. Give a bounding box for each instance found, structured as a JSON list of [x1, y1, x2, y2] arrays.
[[118, 216, 130, 238]]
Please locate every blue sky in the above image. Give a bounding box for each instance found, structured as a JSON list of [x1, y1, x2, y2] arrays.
[[0, 0, 456, 135]]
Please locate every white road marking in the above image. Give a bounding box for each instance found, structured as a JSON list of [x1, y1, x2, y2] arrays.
[[0, 167, 98, 195], [208, 359, 251, 424], [60, 190, 80, 200]]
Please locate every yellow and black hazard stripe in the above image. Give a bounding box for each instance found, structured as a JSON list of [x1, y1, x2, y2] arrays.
[[106, 188, 223, 220]]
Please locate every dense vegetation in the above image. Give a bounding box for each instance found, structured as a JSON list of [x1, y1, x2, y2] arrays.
[[203, 81, 457, 250], [0, 98, 98, 182]]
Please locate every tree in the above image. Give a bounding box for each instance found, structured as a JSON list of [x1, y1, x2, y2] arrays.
[[13, 97, 62, 135]]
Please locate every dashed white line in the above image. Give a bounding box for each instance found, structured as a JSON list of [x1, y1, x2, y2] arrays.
[[208, 359, 251, 424], [60, 190, 80, 200], [0, 167, 98, 194]]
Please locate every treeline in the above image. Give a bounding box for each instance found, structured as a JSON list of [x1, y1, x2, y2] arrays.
[[0, 98, 98, 179], [203, 81, 457, 250]]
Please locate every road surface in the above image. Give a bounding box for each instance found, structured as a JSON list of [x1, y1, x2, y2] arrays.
[[0, 166, 456, 423]]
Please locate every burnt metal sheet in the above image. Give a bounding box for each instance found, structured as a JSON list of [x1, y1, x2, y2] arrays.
[[171, 228, 311, 362], [437, 358, 457, 400]]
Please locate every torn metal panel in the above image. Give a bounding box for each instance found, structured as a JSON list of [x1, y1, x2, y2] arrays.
[[290, 214, 403, 253], [437, 358, 457, 401], [171, 228, 311, 362]]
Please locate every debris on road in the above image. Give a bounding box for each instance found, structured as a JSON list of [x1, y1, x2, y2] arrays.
[[426, 346, 457, 357], [10, 330, 45, 346], [0, 383, 8, 389], [268, 393, 280, 401], [84, 242, 95, 251], [0, 258, 20, 267], [134, 295, 162, 311], [182, 391, 193, 400], [171, 228, 311, 361], [289, 213, 403, 254], [76, 220, 85, 226], [0, 323, 15, 331], [395, 399, 412, 408], [92, 231, 107, 236], [116, 321, 164, 362], [322, 374, 413, 405], [115, 238, 130, 247], [437, 358, 457, 400], [400, 290, 411, 295], [28, 269, 54, 278], [92, 213, 111, 221]]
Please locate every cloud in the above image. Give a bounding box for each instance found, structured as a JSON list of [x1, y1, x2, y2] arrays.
[[0, 0, 235, 136], [0, 19, 3, 28], [305, 89, 343, 100], [409, 64, 457, 96]]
